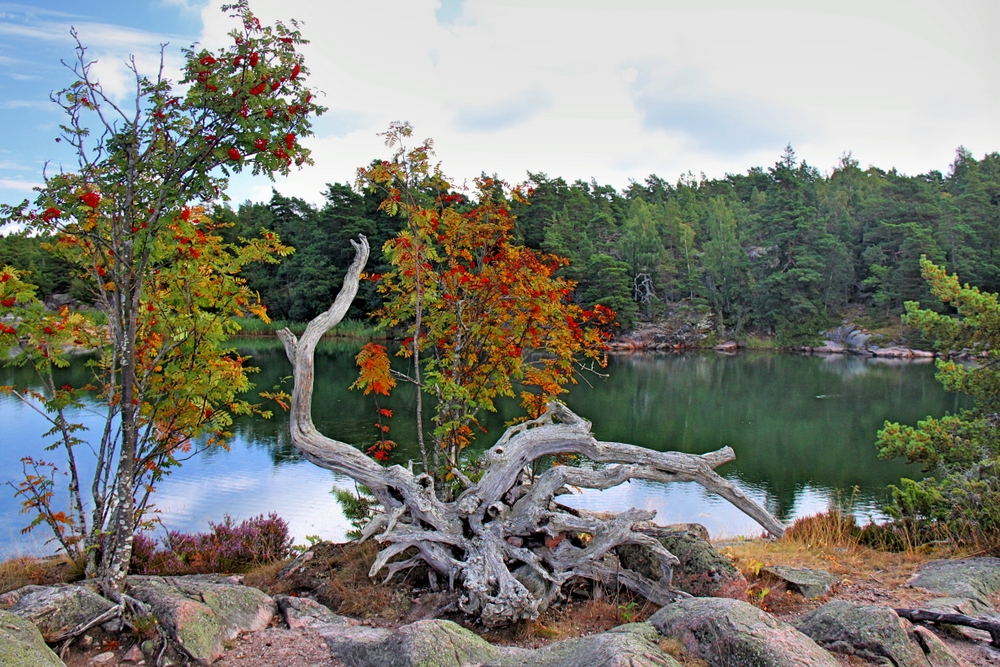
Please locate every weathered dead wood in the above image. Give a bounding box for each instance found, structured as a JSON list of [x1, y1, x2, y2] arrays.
[[279, 235, 785, 626], [894, 607, 1000, 647]]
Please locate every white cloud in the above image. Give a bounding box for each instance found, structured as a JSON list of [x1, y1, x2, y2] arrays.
[[0, 178, 41, 191], [7, 0, 998, 208], [159, 0, 210, 13], [0, 8, 191, 105], [0, 100, 53, 112], [198, 0, 1000, 206]]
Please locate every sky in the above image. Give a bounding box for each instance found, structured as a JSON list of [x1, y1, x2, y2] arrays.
[[1, 0, 999, 209]]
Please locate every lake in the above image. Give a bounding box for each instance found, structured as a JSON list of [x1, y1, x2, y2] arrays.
[[0, 340, 968, 558]]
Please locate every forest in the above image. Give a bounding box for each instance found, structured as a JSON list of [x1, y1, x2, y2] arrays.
[[4, 145, 1000, 344]]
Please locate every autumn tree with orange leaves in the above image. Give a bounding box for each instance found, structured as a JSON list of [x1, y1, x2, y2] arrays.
[[353, 123, 614, 495], [0, 0, 312, 597]]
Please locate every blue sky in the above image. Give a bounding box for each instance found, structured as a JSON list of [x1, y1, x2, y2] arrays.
[[0, 1, 207, 206], [2, 0, 1000, 210]]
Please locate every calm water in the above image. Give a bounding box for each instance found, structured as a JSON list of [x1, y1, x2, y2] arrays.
[[0, 340, 968, 558]]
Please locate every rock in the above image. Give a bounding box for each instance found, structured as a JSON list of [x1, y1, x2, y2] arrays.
[[916, 594, 1000, 642], [126, 575, 276, 665], [906, 557, 1000, 642], [44, 293, 77, 311], [333, 618, 501, 667], [101, 617, 123, 633], [910, 626, 965, 667], [90, 651, 116, 665], [122, 644, 145, 663], [511, 564, 551, 603], [2, 584, 117, 642], [874, 346, 914, 358], [628, 524, 748, 600], [310, 611, 678, 667], [907, 557, 1000, 608], [0, 608, 66, 666], [845, 330, 870, 350], [715, 340, 738, 352], [920, 596, 997, 619], [487, 623, 680, 667], [280, 597, 392, 656], [794, 600, 961, 667], [813, 343, 845, 354], [649, 597, 839, 667], [275, 595, 356, 631], [0, 584, 48, 609], [911, 349, 935, 358], [762, 566, 837, 598]]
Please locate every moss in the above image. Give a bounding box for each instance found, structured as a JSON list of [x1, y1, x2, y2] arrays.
[[0, 610, 65, 667]]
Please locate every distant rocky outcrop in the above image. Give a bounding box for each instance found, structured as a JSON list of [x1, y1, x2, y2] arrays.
[[810, 323, 936, 359], [607, 316, 716, 351]]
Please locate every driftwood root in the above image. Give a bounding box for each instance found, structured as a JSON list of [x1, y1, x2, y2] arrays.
[[279, 235, 786, 625]]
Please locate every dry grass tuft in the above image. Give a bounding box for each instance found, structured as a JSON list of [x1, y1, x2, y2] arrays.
[[0, 554, 82, 595], [716, 508, 970, 615], [784, 509, 862, 550], [253, 541, 415, 622], [242, 560, 288, 591], [659, 637, 709, 667]]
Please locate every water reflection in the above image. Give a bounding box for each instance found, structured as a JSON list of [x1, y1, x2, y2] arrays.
[[0, 342, 970, 558]]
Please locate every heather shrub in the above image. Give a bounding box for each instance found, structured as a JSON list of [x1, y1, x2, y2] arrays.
[[205, 513, 294, 568], [129, 513, 293, 575]]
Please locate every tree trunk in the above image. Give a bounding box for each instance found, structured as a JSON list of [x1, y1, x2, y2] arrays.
[[278, 235, 785, 626]]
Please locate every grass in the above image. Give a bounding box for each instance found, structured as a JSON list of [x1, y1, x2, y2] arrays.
[[717, 507, 965, 615], [658, 637, 709, 667], [740, 335, 780, 350], [0, 554, 82, 595], [232, 316, 382, 339], [254, 540, 414, 621]]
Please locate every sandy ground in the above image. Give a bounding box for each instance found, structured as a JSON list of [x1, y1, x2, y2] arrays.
[[213, 628, 346, 667]]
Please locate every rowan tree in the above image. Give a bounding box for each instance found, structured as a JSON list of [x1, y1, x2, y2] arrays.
[[0, 0, 315, 596], [354, 124, 615, 493]]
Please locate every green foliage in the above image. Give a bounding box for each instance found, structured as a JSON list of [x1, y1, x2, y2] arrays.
[[231, 315, 377, 338], [332, 486, 379, 540], [876, 259, 1000, 545], [223, 146, 1000, 342], [0, 232, 77, 300], [220, 183, 400, 322]]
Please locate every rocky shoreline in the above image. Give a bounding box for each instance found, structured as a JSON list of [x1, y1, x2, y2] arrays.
[[606, 320, 950, 359], [3, 529, 999, 666]]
